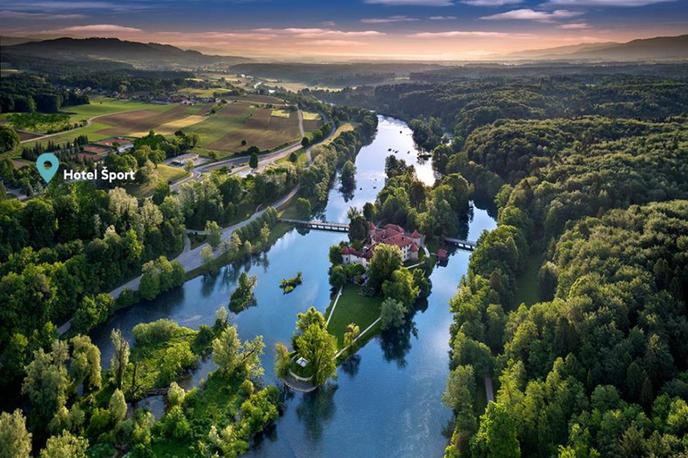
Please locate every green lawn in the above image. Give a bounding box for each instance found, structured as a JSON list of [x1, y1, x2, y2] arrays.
[[17, 98, 175, 149], [124, 164, 189, 198], [62, 97, 170, 122], [325, 285, 382, 349]]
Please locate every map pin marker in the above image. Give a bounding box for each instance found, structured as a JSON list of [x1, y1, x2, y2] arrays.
[[36, 152, 60, 184]]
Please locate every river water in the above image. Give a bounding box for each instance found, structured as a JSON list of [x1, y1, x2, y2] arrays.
[[91, 116, 496, 457]]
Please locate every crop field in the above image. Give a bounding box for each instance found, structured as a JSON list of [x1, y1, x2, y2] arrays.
[[209, 107, 300, 153], [20, 100, 209, 148], [270, 109, 291, 118], [185, 100, 302, 157], [302, 111, 322, 131]]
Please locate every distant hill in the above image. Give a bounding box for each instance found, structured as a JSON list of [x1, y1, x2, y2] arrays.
[[2, 37, 248, 67], [510, 34, 688, 61]]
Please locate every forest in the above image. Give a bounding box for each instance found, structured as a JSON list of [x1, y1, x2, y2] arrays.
[[320, 68, 688, 456], [0, 93, 377, 455]]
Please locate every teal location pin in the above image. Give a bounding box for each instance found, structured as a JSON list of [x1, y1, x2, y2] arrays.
[[36, 153, 60, 184]]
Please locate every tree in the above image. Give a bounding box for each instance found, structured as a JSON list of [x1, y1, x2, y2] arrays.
[[274, 342, 291, 379], [348, 213, 369, 243], [295, 197, 312, 218], [205, 220, 222, 249], [168, 381, 186, 407], [109, 389, 127, 424], [443, 365, 477, 452], [110, 329, 129, 390], [69, 335, 101, 392], [229, 272, 257, 312], [295, 307, 326, 333], [363, 202, 376, 221], [22, 341, 70, 431], [40, 431, 88, 458], [0, 409, 31, 458], [340, 160, 356, 191], [139, 260, 161, 301], [329, 264, 347, 289], [382, 268, 419, 308], [380, 298, 407, 331], [201, 245, 214, 265], [249, 151, 258, 169], [471, 402, 520, 458], [295, 324, 337, 385], [212, 325, 265, 378], [343, 323, 360, 348], [0, 126, 20, 154], [368, 244, 403, 291]]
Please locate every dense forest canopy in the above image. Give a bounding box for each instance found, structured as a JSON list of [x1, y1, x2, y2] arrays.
[[321, 66, 688, 457]]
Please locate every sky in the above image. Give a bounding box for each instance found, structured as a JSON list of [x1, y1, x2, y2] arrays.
[[1, 0, 686, 60]]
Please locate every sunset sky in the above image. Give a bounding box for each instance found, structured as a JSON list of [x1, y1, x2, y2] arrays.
[[1, 0, 686, 60]]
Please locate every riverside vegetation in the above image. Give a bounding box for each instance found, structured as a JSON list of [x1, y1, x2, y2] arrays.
[[318, 69, 688, 456]]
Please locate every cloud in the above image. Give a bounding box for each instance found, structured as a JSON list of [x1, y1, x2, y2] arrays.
[[0, 10, 85, 19], [4, 1, 145, 11], [53, 24, 143, 33], [461, 0, 522, 5], [481, 9, 582, 22], [249, 28, 385, 39], [361, 15, 419, 23], [429, 15, 457, 19], [558, 22, 591, 29], [364, 0, 453, 6], [546, 0, 673, 5], [412, 30, 533, 38]]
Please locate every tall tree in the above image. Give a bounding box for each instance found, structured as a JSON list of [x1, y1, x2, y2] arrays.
[[0, 409, 31, 458]]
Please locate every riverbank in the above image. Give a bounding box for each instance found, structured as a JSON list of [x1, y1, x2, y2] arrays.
[[89, 116, 497, 458]]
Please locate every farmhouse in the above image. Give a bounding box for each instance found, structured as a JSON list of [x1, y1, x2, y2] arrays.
[[342, 224, 424, 267]]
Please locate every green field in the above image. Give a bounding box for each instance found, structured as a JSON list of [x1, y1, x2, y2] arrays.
[[125, 164, 189, 197], [17, 98, 191, 149], [325, 285, 382, 349], [1, 112, 74, 133], [187, 101, 301, 159]]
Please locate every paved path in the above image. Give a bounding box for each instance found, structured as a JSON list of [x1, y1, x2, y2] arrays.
[[325, 287, 343, 326], [484, 376, 495, 402]]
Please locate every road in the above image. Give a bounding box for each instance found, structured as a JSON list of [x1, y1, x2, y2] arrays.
[[18, 109, 145, 145]]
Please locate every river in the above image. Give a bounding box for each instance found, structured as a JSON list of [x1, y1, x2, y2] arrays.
[[91, 116, 496, 457]]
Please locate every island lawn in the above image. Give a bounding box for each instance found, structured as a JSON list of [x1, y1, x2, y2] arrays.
[[325, 285, 382, 349]]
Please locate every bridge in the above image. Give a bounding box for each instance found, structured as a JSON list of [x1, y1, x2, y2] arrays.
[[443, 237, 477, 251], [280, 218, 350, 232]]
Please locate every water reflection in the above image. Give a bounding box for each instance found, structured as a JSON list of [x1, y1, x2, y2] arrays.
[[91, 116, 497, 458]]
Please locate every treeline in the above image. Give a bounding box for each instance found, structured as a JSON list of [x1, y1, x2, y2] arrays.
[[298, 109, 377, 206], [360, 155, 472, 238], [313, 75, 688, 149], [0, 183, 186, 401], [0, 74, 89, 113], [437, 98, 688, 454]]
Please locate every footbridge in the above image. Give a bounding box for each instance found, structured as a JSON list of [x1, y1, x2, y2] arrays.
[[443, 237, 477, 251], [280, 218, 350, 233]]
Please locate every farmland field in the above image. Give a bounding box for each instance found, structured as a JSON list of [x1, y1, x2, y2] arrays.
[[20, 99, 209, 148], [185, 100, 302, 158]]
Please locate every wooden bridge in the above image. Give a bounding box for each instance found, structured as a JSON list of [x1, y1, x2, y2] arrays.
[[281, 218, 350, 232], [443, 237, 477, 251]]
